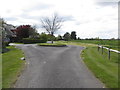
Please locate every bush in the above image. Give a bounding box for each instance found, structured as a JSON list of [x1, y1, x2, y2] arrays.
[[38, 33, 48, 42], [22, 38, 47, 44], [4, 42, 9, 46]]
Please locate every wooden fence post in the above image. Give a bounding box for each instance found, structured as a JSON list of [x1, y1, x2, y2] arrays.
[[108, 48, 110, 60], [102, 46, 103, 54]]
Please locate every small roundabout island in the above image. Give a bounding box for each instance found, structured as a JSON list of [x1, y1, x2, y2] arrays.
[[38, 43, 67, 47]]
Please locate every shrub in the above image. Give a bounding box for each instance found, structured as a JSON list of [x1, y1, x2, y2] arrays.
[[22, 38, 47, 44], [4, 42, 9, 46], [38, 33, 48, 42]]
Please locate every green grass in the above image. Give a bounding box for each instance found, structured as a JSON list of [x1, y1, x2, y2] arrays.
[[56, 41, 118, 88], [82, 47, 118, 88], [2, 46, 25, 88], [71, 40, 119, 50], [38, 42, 66, 47], [56, 41, 97, 47]]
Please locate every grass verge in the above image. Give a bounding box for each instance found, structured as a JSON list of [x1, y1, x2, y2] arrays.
[[38, 42, 66, 47], [81, 46, 118, 88], [2, 46, 25, 88]]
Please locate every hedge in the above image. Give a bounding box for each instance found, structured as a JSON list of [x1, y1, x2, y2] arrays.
[[22, 38, 47, 44]]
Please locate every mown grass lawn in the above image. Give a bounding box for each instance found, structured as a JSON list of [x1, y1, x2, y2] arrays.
[[38, 42, 66, 47], [2, 46, 25, 88], [82, 47, 118, 88], [56, 41, 118, 88]]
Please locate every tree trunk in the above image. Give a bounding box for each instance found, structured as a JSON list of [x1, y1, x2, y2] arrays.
[[51, 40, 53, 43], [51, 32, 54, 44]]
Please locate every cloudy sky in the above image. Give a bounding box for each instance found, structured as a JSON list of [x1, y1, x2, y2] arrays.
[[0, 0, 119, 39]]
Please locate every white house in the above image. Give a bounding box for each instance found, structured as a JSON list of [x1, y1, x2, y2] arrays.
[[0, 19, 16, 42]]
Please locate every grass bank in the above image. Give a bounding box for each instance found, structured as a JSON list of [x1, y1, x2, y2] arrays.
[[56, 41, 118, 88], [2, 46, 25, 88]]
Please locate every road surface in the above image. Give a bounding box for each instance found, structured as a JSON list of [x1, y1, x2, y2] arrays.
[[13, 44, 104, 88]]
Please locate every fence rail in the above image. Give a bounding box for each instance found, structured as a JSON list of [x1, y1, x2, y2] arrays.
[[98, 45, 119, 60], [98, 45, 120, 54]]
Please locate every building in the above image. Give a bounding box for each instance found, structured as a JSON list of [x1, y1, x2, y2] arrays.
[[0, 18, 16, 42]]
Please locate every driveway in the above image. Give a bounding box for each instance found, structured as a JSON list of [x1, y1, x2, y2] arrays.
[[13, 44, 104, 88]]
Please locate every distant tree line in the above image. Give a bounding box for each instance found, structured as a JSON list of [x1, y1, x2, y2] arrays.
[[57, 31, 77, 41]]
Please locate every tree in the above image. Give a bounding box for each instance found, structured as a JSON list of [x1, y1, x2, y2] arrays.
[[71, 31, 77, 40], [111, 38, 115, 40], [0, 18, 6, 50], [16, 25, 30, 39], [57, 35, 63, 40], [0, 18, 10, 51], [29, 25, 39, 38], [78, 37, 81, 40], [63, 32, 71, 41], [38, 33, 48, 42], [15, 25, 38, 41], [41, 13, 63, 43]]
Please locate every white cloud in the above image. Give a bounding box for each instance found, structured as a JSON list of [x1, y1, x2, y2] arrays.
[[0, 0, 118, 39]]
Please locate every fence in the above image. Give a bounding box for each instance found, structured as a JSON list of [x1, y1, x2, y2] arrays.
[[98, 45, 120, 60]]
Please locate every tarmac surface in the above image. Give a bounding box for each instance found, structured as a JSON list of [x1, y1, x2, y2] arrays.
[[13, 44, 104, 88]]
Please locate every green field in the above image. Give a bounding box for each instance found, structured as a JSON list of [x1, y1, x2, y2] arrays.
[[2, 46, 25, 88], [71, 40, 119, 50], [56, 40, 119, 88]]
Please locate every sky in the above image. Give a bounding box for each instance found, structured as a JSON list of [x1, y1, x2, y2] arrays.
[[0, 0, 119, 39]]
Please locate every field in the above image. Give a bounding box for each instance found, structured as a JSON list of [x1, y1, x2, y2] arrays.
[[2, 46, 25, 88], [56, 40, 119, 88], [71, 40, 119, 50]]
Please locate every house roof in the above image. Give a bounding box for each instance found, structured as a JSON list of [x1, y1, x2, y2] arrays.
[[3, 23, 16, 36]]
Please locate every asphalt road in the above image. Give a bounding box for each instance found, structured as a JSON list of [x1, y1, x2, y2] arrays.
[[14, 44, 104, 88]]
